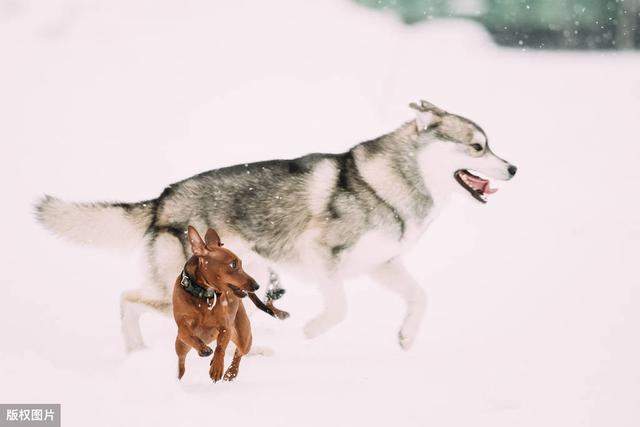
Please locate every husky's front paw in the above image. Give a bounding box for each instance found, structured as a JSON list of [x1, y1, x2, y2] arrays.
[[398, 330, 415, 350], [124, 342, 147, 353], [303, 318, 329, 339], [247, 346, 274, 357], [398, 320, 421, 350]]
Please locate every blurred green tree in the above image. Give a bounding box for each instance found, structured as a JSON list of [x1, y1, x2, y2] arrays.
[[353, 0, 639, 49], [354, 0, 450, 23]]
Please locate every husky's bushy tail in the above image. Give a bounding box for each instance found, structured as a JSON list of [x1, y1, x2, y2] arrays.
[[35, 195, 156, 250]]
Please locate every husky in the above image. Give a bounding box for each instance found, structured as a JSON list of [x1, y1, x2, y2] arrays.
[[36, 100, 516, 352]]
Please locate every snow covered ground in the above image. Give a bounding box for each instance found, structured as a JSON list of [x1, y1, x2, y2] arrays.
[[1, 1, 639, 426]]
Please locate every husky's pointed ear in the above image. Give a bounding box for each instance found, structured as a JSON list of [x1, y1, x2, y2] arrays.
[[414, 110, 437, 132], [187, 226, 207, 256], [419, 100, 445, 114], [410, 101, 441, 132], [204, 228, 222, 248]]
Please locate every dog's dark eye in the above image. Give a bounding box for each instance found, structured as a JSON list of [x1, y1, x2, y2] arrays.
[[229, 260, 237, 270], [470, 143, 483, 152]]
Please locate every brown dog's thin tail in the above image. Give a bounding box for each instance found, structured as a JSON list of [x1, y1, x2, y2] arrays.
[[34, 195, 156, 250]]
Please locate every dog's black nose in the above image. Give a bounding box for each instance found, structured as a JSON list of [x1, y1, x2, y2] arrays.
[[250, 281, 260, 292], [508, 165, 518, 177]]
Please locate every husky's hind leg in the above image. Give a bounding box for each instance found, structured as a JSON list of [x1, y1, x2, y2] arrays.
[[303, 278, 347, 339], [120, 287, 171, 352], [369, 258, 426, 350], [121, 231, 185, 352]]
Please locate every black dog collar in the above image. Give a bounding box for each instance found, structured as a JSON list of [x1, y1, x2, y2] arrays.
[[180, 270, 220, 301]]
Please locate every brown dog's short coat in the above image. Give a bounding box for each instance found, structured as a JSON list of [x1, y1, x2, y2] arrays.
[[172, 226, 259, 382]]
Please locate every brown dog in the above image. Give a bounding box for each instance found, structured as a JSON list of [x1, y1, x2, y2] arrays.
[[173, 226, 260, 382]]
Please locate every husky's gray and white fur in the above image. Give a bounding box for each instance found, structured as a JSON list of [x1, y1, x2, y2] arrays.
[[36, 101, 516, 351]]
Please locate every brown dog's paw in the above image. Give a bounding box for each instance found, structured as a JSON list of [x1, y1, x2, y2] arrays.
[[209, 360, 224, 382], [198, 346, 213, 357], [223, 366, 238, 381]]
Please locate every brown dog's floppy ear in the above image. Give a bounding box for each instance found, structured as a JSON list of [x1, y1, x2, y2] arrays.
[[187, 226, 207, 256], [204, 228, 222, 248]]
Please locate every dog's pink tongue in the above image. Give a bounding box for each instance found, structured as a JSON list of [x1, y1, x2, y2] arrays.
[[466, 174, 498, 194], [484, 183, 498, 194]]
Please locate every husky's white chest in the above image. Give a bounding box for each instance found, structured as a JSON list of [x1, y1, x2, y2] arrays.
[[335, 205, 443, 276]]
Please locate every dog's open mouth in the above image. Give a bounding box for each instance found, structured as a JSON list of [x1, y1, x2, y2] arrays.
[[454, 169, 497, 203], [227, 284, 248, 298]]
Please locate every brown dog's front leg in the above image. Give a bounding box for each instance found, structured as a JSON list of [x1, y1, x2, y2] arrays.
[[177, 324, 212, 357], [209, 327, 230, 382], [175, 338, 191, 380], [223, 349, 242, 381]]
